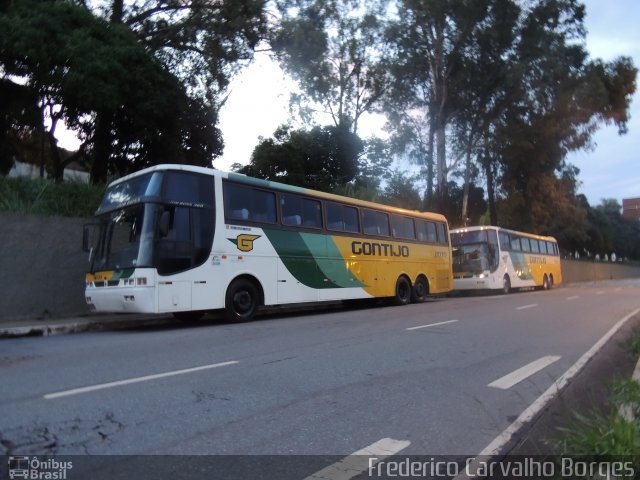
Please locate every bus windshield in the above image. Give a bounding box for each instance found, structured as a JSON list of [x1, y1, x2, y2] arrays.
[[451, 230, 499, 275], [91, 204, 155, 272], [89, 170, 215, 274]]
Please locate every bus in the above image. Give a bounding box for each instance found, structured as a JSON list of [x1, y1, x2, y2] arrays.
[[450, 226, 561, 294], [84, 164, 453, 322]]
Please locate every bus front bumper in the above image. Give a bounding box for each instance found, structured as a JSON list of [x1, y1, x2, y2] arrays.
[[85, 286, 156, 313]]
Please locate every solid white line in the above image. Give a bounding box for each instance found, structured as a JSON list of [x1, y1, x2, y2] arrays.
[[406, 320, 459, 331], [566, 296, 580, 300], [473, 307, 640, 458], [44, 361, 239, 399], [303, 438, 410, 480], [516, 304, 538, 310], [488, 356, 561, 390]]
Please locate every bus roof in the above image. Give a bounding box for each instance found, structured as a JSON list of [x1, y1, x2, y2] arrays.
[[106, 164, 448, 223], [450, 225, 557, 243]]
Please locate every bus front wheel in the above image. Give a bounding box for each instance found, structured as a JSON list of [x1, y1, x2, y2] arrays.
[[503, 275, 511, 294], [224, 278, 259, 322], [394, 276, 412, 306]]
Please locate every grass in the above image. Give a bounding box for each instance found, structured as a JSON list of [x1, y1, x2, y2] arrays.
[[553, 326, 640, 478], [0, 176, 104, 217]]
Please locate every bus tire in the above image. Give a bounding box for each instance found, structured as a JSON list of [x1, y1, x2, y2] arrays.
[[411, 276, 429, 303], [224, 278, 259, 322], [542, 274, 549, 290], [549, 274, 554, 288], [503, 274, 511, 294], [394, 276, 412, 306]]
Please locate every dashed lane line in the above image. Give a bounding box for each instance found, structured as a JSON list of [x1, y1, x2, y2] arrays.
[[488, 356, 561, 390], [406, 320, 459, 331]]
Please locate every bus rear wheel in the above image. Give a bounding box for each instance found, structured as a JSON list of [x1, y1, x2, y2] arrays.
[[224, 278, 259, 322], [542, 274, 549, 290], [503, 275, 511, 294], [394, 276, 412, 306], [411, 276, 429, 303]]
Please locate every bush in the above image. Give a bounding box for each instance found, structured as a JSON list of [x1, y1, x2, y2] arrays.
[[0, 176, 104, 217]]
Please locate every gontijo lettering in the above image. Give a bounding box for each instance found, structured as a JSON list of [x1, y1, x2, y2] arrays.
[[352, 241, 409, 257]]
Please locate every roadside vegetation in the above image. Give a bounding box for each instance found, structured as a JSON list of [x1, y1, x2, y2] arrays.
[[0, 176, 103, 217], [555, 326, 640, 478]]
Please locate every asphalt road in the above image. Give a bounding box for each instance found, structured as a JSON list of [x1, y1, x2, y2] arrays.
[[1, 279, 639, 477]]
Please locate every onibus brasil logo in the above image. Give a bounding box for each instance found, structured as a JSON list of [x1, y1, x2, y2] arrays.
[[8, 456, 73, 479], [228, 234, 261, 252]]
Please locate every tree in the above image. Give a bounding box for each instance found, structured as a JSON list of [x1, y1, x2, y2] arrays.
[[384, 0, 499, 210], [0, 0, 213, 182], [378, 170, 422, 210], [494, 0, 636, 231], [240, 124, 363, 192], [272, 0, 387, 133]]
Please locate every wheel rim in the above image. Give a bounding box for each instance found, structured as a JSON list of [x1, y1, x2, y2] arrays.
[[397, 278, 411, 303], [504, 276, 510, 293], [233, 290, 254, 314]]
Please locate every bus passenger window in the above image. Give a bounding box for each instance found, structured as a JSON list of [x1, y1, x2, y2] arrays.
[[363, 210, 390, 236], [499, 232, 510, 251], [282, 194, 321, 228], [391, 215, 416, 240], [531, 239, 540, 253], [510, 236, 521, 251], [436, 223, 447, 244], [326, 203, 359, 233], [521, 238, 531, 252]]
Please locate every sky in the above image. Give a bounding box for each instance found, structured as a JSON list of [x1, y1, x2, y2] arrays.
[[214, 0, 640, 206]]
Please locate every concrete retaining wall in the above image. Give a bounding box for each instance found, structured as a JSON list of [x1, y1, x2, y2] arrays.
[[561, 259, 640, 284], [0, 212, 89, 320], [1, 212, 639, 322]]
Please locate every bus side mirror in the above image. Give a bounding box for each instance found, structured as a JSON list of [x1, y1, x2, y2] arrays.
[[159, 210, 171, 238], [83, 224, 96, 252]]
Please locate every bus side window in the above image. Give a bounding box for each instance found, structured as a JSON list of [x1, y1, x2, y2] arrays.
[[416, 221, 427, 242], [510, 236, 521, 251], [436, 223, 447, 245], [499, 232, 510, 251], [521, 237, 531, 252], [530, 239, 540, 253], [363, 210, 390, 236], [426, 222, 438, 243]]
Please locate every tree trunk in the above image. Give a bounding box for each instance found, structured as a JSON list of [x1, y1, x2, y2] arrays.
[[435, 120, 447, 212], [91, 112, 111, 184], [425, 124, 435, 208], [461, 145, 472, 226], [483, 154, 497, 225]]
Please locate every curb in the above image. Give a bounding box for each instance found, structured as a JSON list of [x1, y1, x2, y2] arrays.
[[0, 315, 173, 338]]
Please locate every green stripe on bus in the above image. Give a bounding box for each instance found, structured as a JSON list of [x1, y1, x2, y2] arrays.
[[300, 233, 367, 288], [509, 252, 533, 280], [263, 229, 341, 289]]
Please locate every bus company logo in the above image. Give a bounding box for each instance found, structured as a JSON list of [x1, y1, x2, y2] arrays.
[[529, 256, 547, 264], [351, 241, 409, 257], [8, 456, 73, 479], [229, 234, 261, 252]]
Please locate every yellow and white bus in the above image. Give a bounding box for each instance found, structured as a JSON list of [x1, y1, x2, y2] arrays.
[[84, 164, 453, 321], [450, 226, 562, 293]]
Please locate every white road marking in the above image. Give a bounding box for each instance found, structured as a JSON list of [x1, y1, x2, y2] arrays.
[[566, 296, 580, 300], [468, 307, 640, 461], [406, 320, 459, 331], [516, 304, 538, 310], [616, 287, 622, 291], [596, 291, 605, 295], [44, 361, 239, 399], [488, 356, 561, 390], [303, 438, 410, 480]]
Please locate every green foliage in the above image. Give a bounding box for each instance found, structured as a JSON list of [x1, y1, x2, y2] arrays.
[[557, 409, 640, 460], [242, 124, 363, 193], [272, 0, 387, 132], [0, 176, 104, 217]]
